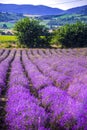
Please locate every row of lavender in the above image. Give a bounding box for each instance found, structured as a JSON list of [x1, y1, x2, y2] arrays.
[[0, 50, 15, 95], [26, 49, 87, 129], [5, 50, 49, 130], [0, 49, 87, 129], [28, 49, 87, 100]]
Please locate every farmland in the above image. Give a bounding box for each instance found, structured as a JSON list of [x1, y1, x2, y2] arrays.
[[0, 35, 18, 48], [0, 48, 87, 129], [0, 35, 17, 43]]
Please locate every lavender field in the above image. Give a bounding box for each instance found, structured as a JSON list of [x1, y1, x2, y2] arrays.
[[0, 48, 87, 130]]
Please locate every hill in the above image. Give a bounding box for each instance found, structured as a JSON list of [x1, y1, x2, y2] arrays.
[[66, 5, 87, 15], [0, 3, 63, 15], [0, 12, 24, 22], [0, 4, 87, 15], [0, 4, 87, 29], [38, 5, 87, 28]]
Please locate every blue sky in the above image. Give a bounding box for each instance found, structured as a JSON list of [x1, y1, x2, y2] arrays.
[[0, 0, 87, 10]]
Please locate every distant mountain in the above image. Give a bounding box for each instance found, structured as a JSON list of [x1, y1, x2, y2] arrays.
[[0, 3, 63, 15], [65, 5, 87, 15]]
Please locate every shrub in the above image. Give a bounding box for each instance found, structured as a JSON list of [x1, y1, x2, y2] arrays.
[[14, 17, 51, 48], [51, 22, 87, 48]]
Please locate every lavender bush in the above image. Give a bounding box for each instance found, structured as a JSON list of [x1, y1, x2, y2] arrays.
[[5, 50, 47, 130]]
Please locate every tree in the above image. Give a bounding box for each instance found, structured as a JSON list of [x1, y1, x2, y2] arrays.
[[51, 22, 87, 48], [14, 17, 51, 48]]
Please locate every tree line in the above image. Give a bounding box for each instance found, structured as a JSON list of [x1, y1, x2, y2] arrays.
[[14, 17, 87, 48]]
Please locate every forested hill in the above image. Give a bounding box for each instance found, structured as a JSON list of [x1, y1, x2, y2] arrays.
[[0, 4, 87, 29], [0, 12, 25, 22], [0, 4, 87, 15], [0, 4, 63, 15]]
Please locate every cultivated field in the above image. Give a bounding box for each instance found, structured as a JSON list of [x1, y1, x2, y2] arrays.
[[0, 48, 87, 130], [0, 35, 17, 48], [0, 35, 17, 43]]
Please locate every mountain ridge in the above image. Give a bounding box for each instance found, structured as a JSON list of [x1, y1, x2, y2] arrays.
[[66, 5, 87, 14], [0, 3, 63, 15], [0, 3, 87, 15]]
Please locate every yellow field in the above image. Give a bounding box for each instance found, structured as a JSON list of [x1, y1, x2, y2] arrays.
[[0, 35, 17, 43], [0, 35, 18, 48]]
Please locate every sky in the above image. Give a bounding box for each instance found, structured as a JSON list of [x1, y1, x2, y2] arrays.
[[0, 0, 87, 10]]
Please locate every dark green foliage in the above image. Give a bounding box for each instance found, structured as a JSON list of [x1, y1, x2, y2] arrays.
[[51, 22, 87, 48], [14, 17, 51, 48]]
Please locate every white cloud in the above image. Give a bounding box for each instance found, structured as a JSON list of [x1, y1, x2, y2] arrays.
[[0, 0, 54, 5]]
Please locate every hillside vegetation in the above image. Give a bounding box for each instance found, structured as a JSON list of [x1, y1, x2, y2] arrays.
[[39, 13, 87, 29], [0, 12, 25, 29], [0, 12, 24, 22], [0, 5, 87, 29]]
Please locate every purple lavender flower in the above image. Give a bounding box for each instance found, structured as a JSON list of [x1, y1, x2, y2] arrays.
[[5, 50, 47, 130]]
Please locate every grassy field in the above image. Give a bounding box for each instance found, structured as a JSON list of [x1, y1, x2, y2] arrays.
[[0, 35, 17, 42], [0, 35, 18, 48]]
